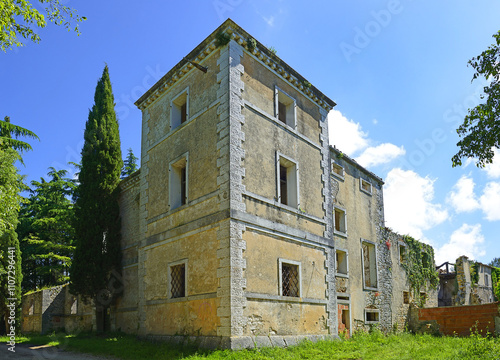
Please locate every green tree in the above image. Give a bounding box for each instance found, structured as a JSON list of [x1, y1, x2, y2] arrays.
[[71, 66, 123, 320], [452, 30, 500, 168], [489, 257, 500, 268], [0, 0, 86, 52], [17, 168, 76, 291], [0, 116, 39, 153], [121, 148, 139, 178], [0, 119, 36, 332]]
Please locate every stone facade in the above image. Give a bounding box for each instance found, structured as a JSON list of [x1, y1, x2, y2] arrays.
[[438, 256, 495, 307], [21, 19, 441, 347], [330, 148, 437, 335], [21, 284, 92, 334]]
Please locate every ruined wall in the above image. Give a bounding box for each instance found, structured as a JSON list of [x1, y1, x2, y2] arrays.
[[21, 285, 92, 334], [453, 257, 495, 306]]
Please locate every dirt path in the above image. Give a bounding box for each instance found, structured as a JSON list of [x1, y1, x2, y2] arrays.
[[0, 343, 118, 359]]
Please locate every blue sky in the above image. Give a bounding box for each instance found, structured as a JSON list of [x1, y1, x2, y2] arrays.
[[2, 0, 500, 265]]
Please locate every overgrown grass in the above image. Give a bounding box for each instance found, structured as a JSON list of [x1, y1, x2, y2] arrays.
[[1, 329, 499, 360]]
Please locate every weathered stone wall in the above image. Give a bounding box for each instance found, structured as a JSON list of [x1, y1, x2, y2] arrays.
[[21, 284, 92, 334], [243, 230, 329, 336], [330, 149, 387, 333], [115, 170, 141, 333]]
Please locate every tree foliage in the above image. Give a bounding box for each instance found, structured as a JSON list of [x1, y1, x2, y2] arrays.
[[0, 120, 36, 331], [488, 257, 500, 268], [71, 66, 123, 302], [452, 30, 500, 167], [121, 148, 138, 178], [0, 0, 86, 52], [0, 116, 39, 153], [17, 167, 76, 291]]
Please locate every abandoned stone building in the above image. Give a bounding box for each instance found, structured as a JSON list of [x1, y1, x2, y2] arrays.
[[21, 19, 439, 346], [438, 256, 495, 307]]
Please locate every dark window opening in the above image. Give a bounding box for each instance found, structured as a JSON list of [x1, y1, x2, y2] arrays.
[[280, 165, 288, 205]]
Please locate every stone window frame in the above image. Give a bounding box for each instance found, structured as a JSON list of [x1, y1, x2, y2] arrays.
[[169, 152, 189, 211], [278, 258, 302, 298], [359, 178, 372, 195], [276, 152, 300, 209], [331, 161, 345, 181], [361, 238, 378, 291], [274, 85, 297, 130], [335, 248, 349, 278], [333, 205, 347, 237], [364, 309, 380, 324], [168, 258, 188, 300], [170, 86, 190, 131]]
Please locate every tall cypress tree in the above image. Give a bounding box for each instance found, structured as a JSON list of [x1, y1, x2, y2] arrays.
[[71, 66, 123, 310]]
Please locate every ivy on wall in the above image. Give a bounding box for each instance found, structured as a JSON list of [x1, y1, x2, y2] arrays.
[[492, 267, 500, 300], [401, 235, 439, 306]]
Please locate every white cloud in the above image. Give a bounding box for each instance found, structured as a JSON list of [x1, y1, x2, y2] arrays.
[[263, 15, 275, 27], [446, 175, 480, 213], [435, 224, 486, 265], [328, 110, 404, 168], [384, 168, 449, 240], [483, 148, 500, 179], [356, 143, 406, 168], [328, 109, 369, 156], [479, 182, 500, 221]]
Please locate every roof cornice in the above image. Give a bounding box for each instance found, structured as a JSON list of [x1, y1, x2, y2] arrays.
[[135, 19, 336, 112]]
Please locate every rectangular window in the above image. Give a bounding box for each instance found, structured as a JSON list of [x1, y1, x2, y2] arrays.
[[362, 240, 378, 289], [276, 153, 299, 208], [403, 291, 410, 304], [275, 87, 296, 128], [279, 259, 301, 298], [399, 243, 407, 263], [171, 88, 189, 130], [334, 206, 347, 235], [169, 154, 188, 210], [336, 249, 348, 276], [360, 178, 372, 195], [364, 309, 380, 324], [332, 162, 345, 180], [169, 260, 187, 299], [420, 292, 427, 305], [485, 273, 489, 287]]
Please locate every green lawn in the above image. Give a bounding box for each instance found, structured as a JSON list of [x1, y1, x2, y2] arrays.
[[2, 330, 499, 360]]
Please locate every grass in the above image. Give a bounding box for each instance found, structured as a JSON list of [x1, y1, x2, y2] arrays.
[[2, 329, 500, 360]]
